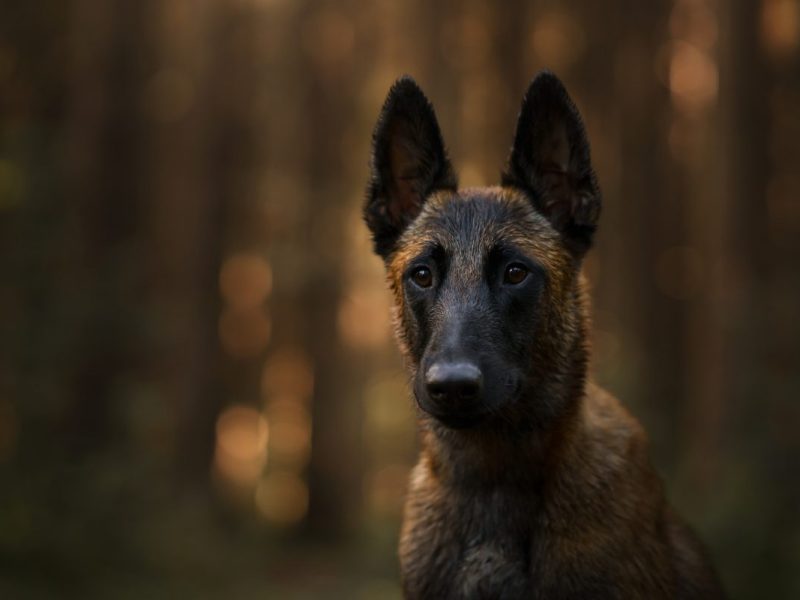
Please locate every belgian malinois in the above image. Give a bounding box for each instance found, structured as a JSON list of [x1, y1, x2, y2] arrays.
[[364, 72, 724, 599]]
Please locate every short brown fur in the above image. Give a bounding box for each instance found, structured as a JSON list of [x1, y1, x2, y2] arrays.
[[391, 191, 721, 598], [365, 74, 724, 599]]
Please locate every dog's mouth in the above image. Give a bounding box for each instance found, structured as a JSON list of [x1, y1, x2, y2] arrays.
[[423, 407, 487, 430]]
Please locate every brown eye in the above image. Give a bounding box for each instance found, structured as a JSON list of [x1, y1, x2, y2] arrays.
[[504, 264, 528, 285], [411, 266, 433, 288]]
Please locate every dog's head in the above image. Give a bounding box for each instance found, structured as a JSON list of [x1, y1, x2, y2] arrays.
[[365, 73, 601, 432]]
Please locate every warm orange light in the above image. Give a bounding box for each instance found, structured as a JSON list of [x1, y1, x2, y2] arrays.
[[667, 41, 718, 113], [214, 405, 269, 486], [337, 288, 392, 349], [219, 253, 272, 311], [459, 162, 486, 188], [762, 0, 800, 58]]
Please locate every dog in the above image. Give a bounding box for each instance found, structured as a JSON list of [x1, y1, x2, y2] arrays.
[[363, 72, 725, 599]]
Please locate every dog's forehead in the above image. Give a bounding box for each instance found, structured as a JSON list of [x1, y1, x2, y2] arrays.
[[393, 187, 562, 267]]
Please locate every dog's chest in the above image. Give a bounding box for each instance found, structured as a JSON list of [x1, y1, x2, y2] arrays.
[[401, 487, 538, 598]]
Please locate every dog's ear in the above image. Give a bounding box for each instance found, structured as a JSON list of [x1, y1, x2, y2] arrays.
[[365, 76, 457, 258], [503, 72, 601, 255]]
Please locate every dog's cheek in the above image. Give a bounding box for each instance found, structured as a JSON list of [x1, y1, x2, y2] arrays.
[[503, 287, 542, 362]]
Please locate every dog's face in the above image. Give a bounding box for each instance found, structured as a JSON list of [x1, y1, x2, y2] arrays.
[[365, 73, 601, 431]]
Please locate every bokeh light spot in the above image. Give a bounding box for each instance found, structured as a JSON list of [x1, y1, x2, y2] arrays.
[[214, 405, 269, 486], [667, 41, 718, 113], [219, 253, 273, 310], [761, 0, 800, 58], [338, 288, 392, 349]]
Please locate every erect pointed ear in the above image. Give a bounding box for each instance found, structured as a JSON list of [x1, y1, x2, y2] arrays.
[[503, 72, 601, 255], [364, 76, 457, 258]]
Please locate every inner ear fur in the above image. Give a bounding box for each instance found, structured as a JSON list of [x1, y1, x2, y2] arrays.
[[365, 76, 457, 258], [503, 71, 601, 256]]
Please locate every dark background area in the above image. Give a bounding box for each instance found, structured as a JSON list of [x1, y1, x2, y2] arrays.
[[1, 0, 799, 598]]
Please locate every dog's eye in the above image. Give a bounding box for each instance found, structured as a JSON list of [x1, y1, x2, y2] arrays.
[[410, 266, 433, 288], [504, 264, 528, 285]]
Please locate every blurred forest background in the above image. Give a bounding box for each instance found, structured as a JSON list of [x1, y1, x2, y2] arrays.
[[1, 0, 799, 598]]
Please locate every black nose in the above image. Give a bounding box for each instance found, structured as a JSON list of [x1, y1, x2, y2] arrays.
[[425, 362, 483, 404]]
